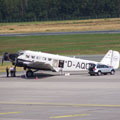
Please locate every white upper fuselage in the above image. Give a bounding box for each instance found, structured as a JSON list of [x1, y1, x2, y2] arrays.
[[18, 50, 97, 72]]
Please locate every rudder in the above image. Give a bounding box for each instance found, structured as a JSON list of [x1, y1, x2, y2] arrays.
[[100, 50, 120, 69]]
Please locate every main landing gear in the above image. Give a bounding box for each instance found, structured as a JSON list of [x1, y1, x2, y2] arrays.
[[26, 70, 33, 78], [26, 69, 39, 78]]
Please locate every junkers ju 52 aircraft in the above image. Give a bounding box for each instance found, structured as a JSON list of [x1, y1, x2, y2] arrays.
[[1, 50, 120, 77]]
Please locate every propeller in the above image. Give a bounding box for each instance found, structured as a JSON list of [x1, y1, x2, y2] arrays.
[[1, 52, 9, 65], [1, 58, 3, 65]]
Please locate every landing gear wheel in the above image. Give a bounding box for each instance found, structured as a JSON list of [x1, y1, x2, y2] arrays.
[[26, 70, 33, 78], [97, 71, 102, 76], [110, 70, 115, 75]]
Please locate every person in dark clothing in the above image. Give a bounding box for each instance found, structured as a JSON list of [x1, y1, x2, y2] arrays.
[[6, 67, 9, 77], [13, 67, 16, 77]]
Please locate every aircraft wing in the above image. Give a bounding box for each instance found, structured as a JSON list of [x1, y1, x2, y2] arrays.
[[23, 61, 56, 71]]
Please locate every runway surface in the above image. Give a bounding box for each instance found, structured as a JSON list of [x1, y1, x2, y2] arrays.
[[0, 70, 120, 120], [0, 30, 120, 36]]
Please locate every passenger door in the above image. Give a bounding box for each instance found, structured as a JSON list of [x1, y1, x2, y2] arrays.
[[58, 60, 64, 68]]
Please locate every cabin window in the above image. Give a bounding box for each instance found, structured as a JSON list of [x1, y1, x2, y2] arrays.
[[42, 57, 46, 61], [31, 56, 35, 59], [26, 55, 30, 58], [48, 58, 52, 61], [36, 56, 41, 59], [36, 56, 39, 59]]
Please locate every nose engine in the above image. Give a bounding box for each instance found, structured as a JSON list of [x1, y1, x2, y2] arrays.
[[2, 52, 19, 65]]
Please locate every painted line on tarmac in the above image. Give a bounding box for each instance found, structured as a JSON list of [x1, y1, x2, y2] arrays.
[[0, 102, 120, 107], [49, 114, 89, 118], [0, 112, 22, 115]]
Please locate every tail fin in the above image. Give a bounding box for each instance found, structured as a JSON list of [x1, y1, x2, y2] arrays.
[[100, 50, 120, 69]]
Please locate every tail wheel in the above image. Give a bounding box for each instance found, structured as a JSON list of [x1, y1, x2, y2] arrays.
[[26, 70, 33, 78], [110, 70, 115, 75], [97, 71, 102, 76]]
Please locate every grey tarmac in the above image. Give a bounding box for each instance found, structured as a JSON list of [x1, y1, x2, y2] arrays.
[[0, 30, 120, 37], [0, 70, 120, 120]]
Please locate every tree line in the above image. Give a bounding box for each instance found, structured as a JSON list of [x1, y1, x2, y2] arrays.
[[0, 0, 120, 22]]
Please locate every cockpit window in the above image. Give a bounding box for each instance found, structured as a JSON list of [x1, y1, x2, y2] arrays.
[[18, 50, 25, 56], [19, 52, 24, 56]]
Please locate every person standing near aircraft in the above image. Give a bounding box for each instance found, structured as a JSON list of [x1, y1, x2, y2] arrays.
[[6, 66, 9, 77], [13, 67, 16, 77], [10, 66, 14, 77]]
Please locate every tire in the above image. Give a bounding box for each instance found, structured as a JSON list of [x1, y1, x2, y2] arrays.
[[26, 70, 33, 78], [110, 70, 115, 75], [97, 71, 102, 76]]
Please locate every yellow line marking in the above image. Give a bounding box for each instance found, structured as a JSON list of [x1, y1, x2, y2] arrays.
[[0, 112, 22, 115], [0, 102, 120, 107], [50, 114, 89, 118]]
